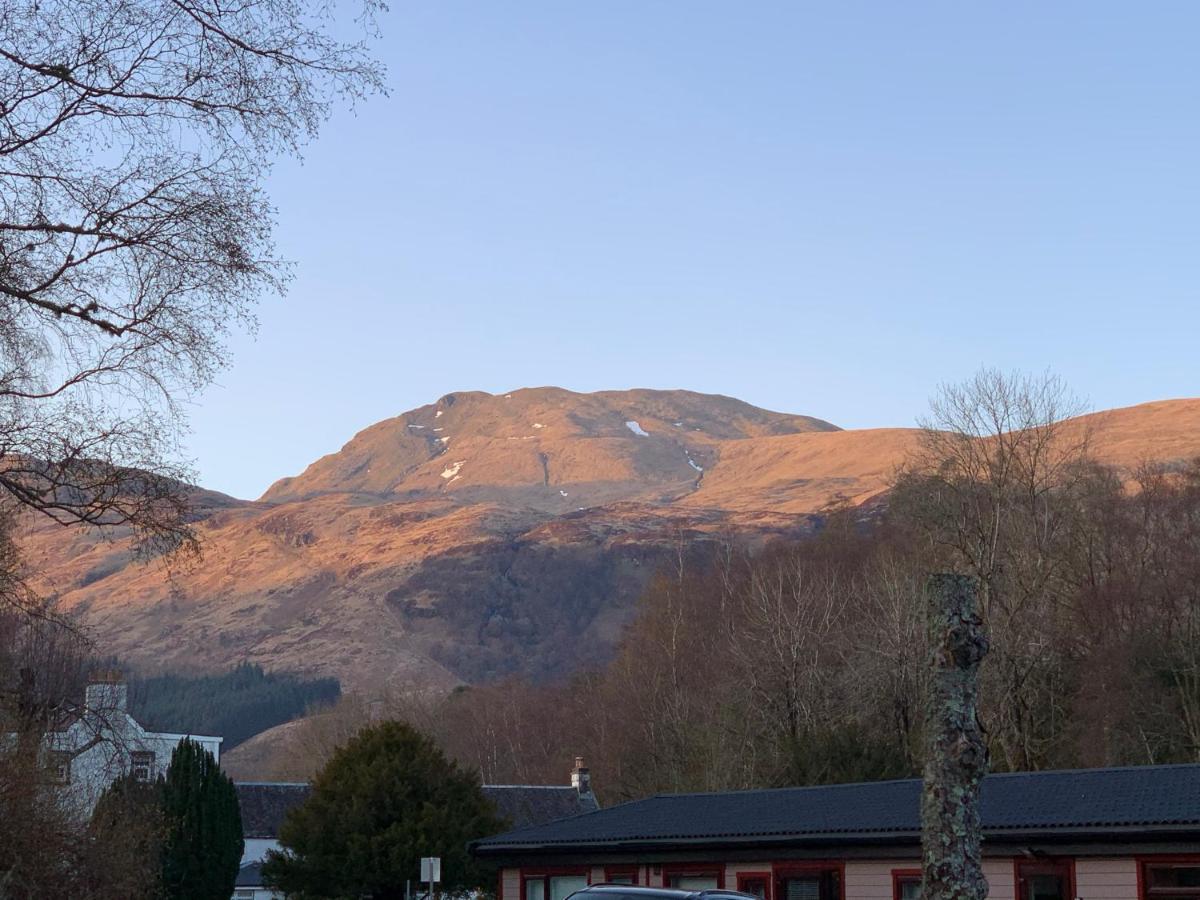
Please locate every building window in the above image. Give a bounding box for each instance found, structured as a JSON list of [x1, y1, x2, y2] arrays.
[[1143, 861, 1200, 900], [892, 870, 921, 900], [776, 866, 841, 900], [604, 868, 639, 886], [1017, 860, 1074, 900], [131, 750, 156, 782], [48, 750, 71, 784], [523, 871, 590, 900], [665, 865, 723, 891], [738, 872, 772, 900]]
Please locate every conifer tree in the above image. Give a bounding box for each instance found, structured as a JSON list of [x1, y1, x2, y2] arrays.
[[160, 738, 244, 900], [262, 720, 506, 899], [89, 774, 165, 899]]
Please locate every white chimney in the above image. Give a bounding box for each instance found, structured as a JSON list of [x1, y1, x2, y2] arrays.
[[85, 671, 127, 713], [570, 756, 592, 797]]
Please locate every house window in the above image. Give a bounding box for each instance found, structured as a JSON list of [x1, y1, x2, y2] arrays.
[[776, 866, 841, 900], [665, 865, 723, 890], [131, 750, 155, 782], [1017, 860, 1074, 900], [892, 870, 921, 900], [523, 871, 590, 900], [48, 750, 71, 784], [605, 868, 639, 885], [1143, 861, 1200, 900], [738, 872, 771, 900]]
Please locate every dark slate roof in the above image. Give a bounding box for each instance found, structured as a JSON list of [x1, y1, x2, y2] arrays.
[[236, 862, 264, 888], [474, 764, 1200, 853], [484, 785, 600, 829], [235, 781, 312, 839]]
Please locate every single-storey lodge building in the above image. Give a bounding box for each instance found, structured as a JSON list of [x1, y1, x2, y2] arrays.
[[471, 764, 1200, 900]]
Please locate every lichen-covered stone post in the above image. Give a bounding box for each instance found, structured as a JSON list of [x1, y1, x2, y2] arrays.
[[921, 574, 990, 900]]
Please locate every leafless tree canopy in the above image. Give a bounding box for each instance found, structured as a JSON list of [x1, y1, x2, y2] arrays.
[[0, 0, 384, 559]]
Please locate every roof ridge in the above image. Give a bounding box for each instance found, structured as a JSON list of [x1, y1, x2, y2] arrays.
[[647, 776, 921, 800], [474, 764, 1200, 851], [643, 762, 1200, 800], [234, 781, 311, 787], [985, 762, 1200, 778]]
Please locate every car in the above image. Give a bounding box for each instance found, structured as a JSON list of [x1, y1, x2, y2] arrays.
[[567, 885, 761, 900]]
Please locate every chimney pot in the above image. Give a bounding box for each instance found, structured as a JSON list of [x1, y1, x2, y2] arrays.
[[85, 672, 128, 714], [570, 755, 592, 797]]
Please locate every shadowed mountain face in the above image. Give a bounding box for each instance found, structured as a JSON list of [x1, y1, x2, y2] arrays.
[[21, 389, 1200, 693]]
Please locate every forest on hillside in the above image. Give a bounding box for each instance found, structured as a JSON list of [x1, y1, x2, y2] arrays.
[[128, 663, 340, 750], [263, 373, 1200, 801]]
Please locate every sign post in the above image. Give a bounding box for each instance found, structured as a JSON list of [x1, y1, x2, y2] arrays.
[[421, 857, 441, 900]]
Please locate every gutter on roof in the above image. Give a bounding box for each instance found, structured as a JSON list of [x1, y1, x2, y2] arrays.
[[472, 824, 1200, 856]]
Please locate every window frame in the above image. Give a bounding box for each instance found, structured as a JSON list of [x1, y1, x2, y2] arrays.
[[47, 749, 72, 784], [520, 867, 592, 900], [603, 867, 640, 886], [130, 749, 156, 783], [773, 861, 846, 900], [1139, 856, 1200, 900], [1014, 858, 1076, 900], [737, 870, 774, 900], [891, 868, 921, 900], [662, 863, 726, 890]]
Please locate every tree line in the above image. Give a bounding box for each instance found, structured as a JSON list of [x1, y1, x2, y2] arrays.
[[268, 372, 1200, 802], [128, 662, 341, 750]]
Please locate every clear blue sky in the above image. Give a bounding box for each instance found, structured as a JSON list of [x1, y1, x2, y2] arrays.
[[189, 1, 1200, 500]]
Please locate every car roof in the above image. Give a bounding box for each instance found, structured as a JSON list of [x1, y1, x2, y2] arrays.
[[575, 888, 758, 900]]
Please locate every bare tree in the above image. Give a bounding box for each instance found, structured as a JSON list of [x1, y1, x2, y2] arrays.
[[850, 551, 929, 771], [0, 0, 385, 578], [894, 369, 1092, 769], [731, 554, 849, 780]]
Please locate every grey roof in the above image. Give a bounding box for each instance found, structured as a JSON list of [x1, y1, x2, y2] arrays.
[[235, 781, 311, 839], [232, 780, 595, 839], [474, 764, 1200, 853], [237, 862, 264, 887], [484, 785, 600, 829]]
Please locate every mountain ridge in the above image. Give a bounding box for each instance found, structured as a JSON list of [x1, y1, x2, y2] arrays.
[[21, 389, 1200, 694]]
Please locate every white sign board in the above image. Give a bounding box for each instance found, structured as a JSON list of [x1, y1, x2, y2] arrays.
[[421, 857, 442, 883]]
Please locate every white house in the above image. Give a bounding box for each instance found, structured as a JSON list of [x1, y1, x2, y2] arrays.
[[44, 673, 222, 814], [233, 781, 311, 900]]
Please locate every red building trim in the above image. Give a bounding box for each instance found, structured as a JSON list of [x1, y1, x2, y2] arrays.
[[772, 860, 846, 900], [891, 868, 921, 900], [1013, 857, 1075, 900], [661, 863, 726, 890], [1136, 855, 1200, 900], [519, 867, 592, 900], [737, 870, 774, 900], [603, 867, 640, 885]]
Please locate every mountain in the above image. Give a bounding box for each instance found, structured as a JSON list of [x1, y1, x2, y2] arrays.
[[261, 387, 837, 506], [20, 390, 1200, 693]]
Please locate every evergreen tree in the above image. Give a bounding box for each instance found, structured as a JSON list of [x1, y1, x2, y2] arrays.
[[262, 720, 506, 900], [88, 774, 165, 899], [159, 738, 244, 900]]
